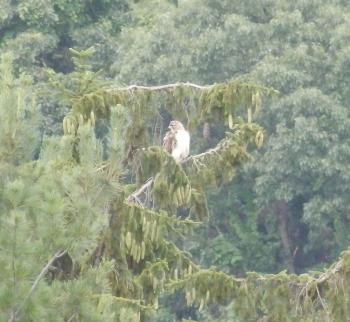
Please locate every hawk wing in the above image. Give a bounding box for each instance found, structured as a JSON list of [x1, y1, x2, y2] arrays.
[[162, 129, 176, 154]]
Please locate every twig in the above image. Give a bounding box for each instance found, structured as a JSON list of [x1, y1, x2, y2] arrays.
[[8, 250, 68, 322], [94, 163, 110, 173], [315, 285, 330, 319], [66, 313, 76, 322]]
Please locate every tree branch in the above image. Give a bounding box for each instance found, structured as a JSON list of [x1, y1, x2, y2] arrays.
[[107, 81, 276, 94], [8, 250, 68, 322], [125, 150, 203, 205], [126, 149, 217, 204], [66, 313, 76, 322], [182, 145, 222, 163], [109, 82, 212, 92], [127, 177, 154, 204], [126, 134, 248, 204]]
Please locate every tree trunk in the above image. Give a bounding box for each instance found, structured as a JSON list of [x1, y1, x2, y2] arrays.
[[274, 201, 296, 274]]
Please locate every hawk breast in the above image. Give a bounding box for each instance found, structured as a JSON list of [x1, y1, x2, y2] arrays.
[[171, 129, 190, 162]]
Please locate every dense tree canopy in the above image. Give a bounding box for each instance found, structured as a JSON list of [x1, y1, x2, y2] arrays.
[[2, 0, 350, 321]]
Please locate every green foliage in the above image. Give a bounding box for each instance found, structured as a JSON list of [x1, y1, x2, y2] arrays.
[[185, 124, 263, 186], [0, 0, 130, 73], [0, 53, 39, 164], [1, 44, 276, 321], [4, 0, 350, 321], [255, 89, 350, 269], [169, 249, 350, 322], [204, 172, 281, 275], [0, 54, 120, 321], [110, 0, 350, 294]]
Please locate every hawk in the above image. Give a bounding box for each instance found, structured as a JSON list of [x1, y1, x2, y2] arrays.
[[163, 120, 190, 162]]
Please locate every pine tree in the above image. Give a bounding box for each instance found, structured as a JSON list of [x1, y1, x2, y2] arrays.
[[45, 48, 269, 321], [2, 48, 350, 322]]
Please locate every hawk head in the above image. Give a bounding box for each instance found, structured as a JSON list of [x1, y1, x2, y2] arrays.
[[168, 120, 185, 131]]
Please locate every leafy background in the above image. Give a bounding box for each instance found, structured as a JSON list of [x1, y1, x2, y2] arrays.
[[2, 0, 350, 321]]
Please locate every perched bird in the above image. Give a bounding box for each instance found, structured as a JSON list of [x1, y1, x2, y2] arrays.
[[163, 120, 190, 162]]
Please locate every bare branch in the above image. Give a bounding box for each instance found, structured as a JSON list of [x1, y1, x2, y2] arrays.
[[107, 81, 276, 94], [127, 177, 154, 204], [66, 313, 76, 322], [108, 82, 212, 92], [315, 259, 343, 285], [8, 250, 68, 322], [181, 145, 222, 163]]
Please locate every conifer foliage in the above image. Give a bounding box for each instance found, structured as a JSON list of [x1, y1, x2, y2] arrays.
[[0, 48, 265, 321], [2, 47, 349, 322]]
